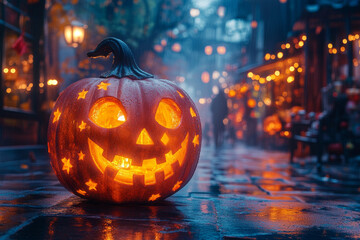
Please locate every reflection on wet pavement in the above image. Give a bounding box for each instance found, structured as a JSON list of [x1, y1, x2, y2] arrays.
[[1, 144, 360, 239]]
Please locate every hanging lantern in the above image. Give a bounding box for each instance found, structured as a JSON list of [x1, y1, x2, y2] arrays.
[[64, 21, 87, 48]]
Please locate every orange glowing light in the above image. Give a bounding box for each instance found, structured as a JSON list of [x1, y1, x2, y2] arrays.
[[136, 129, 154, 145], [190, 107, 197, 117], [270, 54, 276, 60], [154, 44, 163, 52], [53, 109, 61, 123], [177, 91, 184, 98], [201, 71, 210, 83], [172, 181, 183, 191], [264, 53, 271, 61], [86, 179, 97, 191], [343, 39, 348, 44], [172, 43, 181, 52], [78, 151, 85, 160], [264, 97, 271, 106], [61, 158, 73, 174], [247, 99, 256, 108], [47, 79, 58, 86], [217, 46, 226, 55], [275, 70, 280, 76], [88, 133, 189, 186], [10, 68, 16, 73], [161, 39, 167, 46], [328, 43, 333, 49], [287, 76, 294, 83], [155, 99, 182, 129], [301, 35, 307, 41], [298, 41, 304, 47], [77, 189, 87, 195], [3, 68, 9, 73], [286, 43, 290, 49], [251, 20, 258, 28], [78, 121, 87, 131], [297, 67, 303, 73], [77, 89, 88, 100], [205, 46, 213, 55], [149, 193, 161, 201], [277, 52, 283, 59], [247, 72, 254, 78], [340, 46, 346, 52], [161, 133, 170, 145], [89, 97, 126, 128], [259, 78, 266, 84], [264, 116, 282, 135], [228, 89, 236, 98], [97, 82, 111, 90], [281, 44, 286, 49], [193, 134, 200, 147]]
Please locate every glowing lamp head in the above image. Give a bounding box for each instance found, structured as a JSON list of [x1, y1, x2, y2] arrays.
[[64, 21, 87, 48]]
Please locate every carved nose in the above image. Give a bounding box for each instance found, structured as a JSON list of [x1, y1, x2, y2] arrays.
[[136, 129, 154, 145]]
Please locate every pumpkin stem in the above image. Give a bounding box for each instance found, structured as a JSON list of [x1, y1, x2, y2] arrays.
[[87, 37, 153, 80]]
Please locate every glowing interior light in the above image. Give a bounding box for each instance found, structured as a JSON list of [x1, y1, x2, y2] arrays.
[[88, 134, 189, 186], [155, 99, 182, 129], [136, 129, 154, 145], [161, 133, 170, 145], [89, 97, 126, 128]]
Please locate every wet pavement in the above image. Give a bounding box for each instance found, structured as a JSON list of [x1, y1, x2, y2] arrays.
[[1, 144, 360, 239]]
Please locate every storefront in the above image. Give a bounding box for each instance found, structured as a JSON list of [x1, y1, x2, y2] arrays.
[[233, 3, 360, 148], [0, 0, 46, 145]]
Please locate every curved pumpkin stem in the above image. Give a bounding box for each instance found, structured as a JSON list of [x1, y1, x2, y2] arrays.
[[87, 37, 153, 80]]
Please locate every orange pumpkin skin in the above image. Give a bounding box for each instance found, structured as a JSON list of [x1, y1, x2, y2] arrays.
[[48, 38, 201, 203]]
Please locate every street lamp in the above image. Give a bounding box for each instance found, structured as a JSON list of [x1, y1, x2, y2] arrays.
[[64, 21, 87, 48]]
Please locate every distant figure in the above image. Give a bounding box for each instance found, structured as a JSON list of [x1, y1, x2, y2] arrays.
[[210, 90, 229, 149]]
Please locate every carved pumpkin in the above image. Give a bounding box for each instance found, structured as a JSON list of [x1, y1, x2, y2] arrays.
[[48, 38, 201, 203]]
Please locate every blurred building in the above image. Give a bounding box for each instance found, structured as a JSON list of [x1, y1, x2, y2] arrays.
[[232, 0, 360, 147], [0, 0, 46, 146]]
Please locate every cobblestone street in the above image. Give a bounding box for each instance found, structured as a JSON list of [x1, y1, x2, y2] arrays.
[[1, 144, 360, 239]]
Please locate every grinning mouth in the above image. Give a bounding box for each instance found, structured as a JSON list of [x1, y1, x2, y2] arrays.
[[88, 134, 189, 186]]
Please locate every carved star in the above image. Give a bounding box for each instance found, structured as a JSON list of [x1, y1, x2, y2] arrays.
[[61, 158, 72, 174], [78, 151, 85, 161], [172, 180, 183, 192], [53, 108, 61, 123], [86, 179, 97, 191], [193, 134, 200, 147], [79, 121, 87, 132], [148, 193, 161, 201], [97, 82, 111, 90], [76, 189, 87, 196], [77, 89, 88, 100]]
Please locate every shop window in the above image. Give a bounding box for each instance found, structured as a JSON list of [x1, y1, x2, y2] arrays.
[[3, 28, 34, 112]]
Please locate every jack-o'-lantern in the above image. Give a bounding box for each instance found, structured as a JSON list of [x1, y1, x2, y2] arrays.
[[48, 38, 201, 203]]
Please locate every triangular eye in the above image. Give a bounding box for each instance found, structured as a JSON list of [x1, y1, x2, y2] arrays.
[[155, 99, 182, 129], [89, 97, 126, 128]]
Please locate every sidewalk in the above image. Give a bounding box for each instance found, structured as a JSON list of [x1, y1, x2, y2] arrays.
[[1, 144, 360, 239]]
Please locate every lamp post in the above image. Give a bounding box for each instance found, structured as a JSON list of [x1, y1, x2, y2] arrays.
[[64, 21, 87, 48]]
